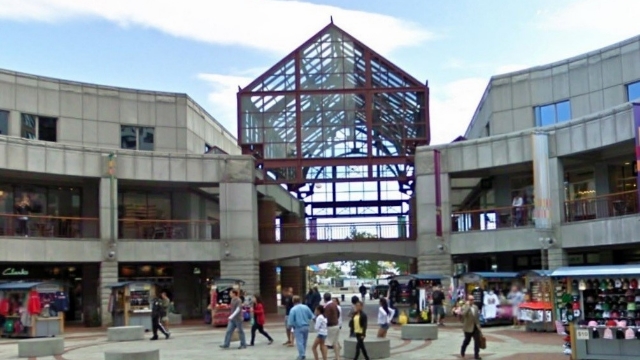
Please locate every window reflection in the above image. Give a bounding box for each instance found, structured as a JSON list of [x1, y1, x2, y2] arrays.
[[0, 110, 8, 135], [138, 127, 154, 151], [120, 126, 154, 151], [628, 81, 640, 101], [534, 100, 571, 127], [22, 114, 36, 139], [118, 191, 172, 239], [120, 126, 137, 149]]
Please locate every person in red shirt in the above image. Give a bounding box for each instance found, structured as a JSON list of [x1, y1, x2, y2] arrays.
[[249, 295, 273, 346]]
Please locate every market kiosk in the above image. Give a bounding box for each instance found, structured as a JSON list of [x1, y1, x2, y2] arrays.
[[106, 282, 155, 331], [551, 265, 640, 360], [0, 282, 66, 338], [518, 270, 555, 332], [457, 272, 519, 326], [209, 278, 244, 327], [387, 274, 443, 323]]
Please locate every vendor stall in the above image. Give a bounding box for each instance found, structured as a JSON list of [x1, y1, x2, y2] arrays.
[[0, 282, 66, 338], [106, 282, 154, 331], [209, 278, 244, 327], [387, 274, 443, 323], [456, 272, 519, 326], [518, 270, 554, 332], [551, 265, 640, 360]]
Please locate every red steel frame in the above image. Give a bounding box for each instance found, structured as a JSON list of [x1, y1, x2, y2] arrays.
[[237, 23, 430, 210]]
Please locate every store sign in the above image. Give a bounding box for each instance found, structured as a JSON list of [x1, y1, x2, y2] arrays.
[[576, 329, 590, 340], [461, 274, 481, 283], [2, 268, 29, 276]]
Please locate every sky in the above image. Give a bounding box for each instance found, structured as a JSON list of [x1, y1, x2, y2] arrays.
[[2, 0, 640, 145]]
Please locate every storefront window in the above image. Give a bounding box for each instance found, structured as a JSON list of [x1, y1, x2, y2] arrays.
[[14, 186, 47, 214], [609, 162, 637, 193], [564, 170, 596, 201], [118, 191, 172, 239]]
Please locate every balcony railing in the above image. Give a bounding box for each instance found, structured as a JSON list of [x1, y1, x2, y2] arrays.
[[118, 219, 219, 240], [261, 221, 414, 243], [451, 205, 534, 232], [0, 213, 99, 238], [564, 190, 638, 222]]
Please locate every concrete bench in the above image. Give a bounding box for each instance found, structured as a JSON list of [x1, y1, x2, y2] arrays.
[[107, 326, 145, 342], [167, 313, 182, 325], [343, 337, 390, 359], [401, 324, 438, 340], [18, 337, 64, 358], [105, 349, 160, 360]]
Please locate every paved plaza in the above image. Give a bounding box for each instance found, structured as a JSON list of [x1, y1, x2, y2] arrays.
[[0, 319, 568, 360]]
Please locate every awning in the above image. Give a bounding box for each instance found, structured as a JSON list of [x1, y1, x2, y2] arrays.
[[551, 265, 640, 277], [456, 272, 518, 279], [517, 270, 552, 277], [0, 282, 43, 290]]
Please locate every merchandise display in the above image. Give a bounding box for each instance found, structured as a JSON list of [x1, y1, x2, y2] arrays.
[[387, 274, 443, 323], [518, 270, 554, 332], [208, 278, 245, 327], [457, 272, 518, 326], [0, 282, 65, 338], [106, 282, 154, 331], [551, 265, 640, 360]]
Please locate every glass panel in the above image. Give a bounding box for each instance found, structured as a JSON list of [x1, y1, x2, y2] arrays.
[[0, 184, 13, 236], [14, 186, 47, 214], [628, 81, 640, 101], [21, 114, 36, 139], [0, 110, 8, 135], [47, 187, 81, 217], [120, 126, 137, 149], [38, 117, 57, 142], [138, 127, 154, 151], [147, 193, 171, 219], [537, 104, 556, 126], [556, 101, 571, 122]]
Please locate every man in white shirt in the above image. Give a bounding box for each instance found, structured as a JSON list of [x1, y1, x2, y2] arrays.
[[511, 192, 524, 226]]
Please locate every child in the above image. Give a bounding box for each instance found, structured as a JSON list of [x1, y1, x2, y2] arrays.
[[312, 305, 328, 360]]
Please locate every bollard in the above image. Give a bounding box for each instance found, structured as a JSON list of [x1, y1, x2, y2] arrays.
[[341, 294, 345, 302]]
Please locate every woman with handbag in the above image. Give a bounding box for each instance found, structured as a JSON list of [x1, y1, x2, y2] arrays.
[[460, 295, 484, 360], [249, 295, 273, 346]]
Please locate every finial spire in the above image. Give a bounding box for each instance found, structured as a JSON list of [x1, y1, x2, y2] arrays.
[[330, 16, 333, 24]]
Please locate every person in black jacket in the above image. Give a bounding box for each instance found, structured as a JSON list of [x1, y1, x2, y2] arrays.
[[351, 301, 369, 360], [150, 296, 170, 340]]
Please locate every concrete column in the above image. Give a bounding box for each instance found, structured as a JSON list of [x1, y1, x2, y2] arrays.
[[547, 248, 568, 270], [259, 262, 278, 313], [258, 196, 277, 243], [8, 110, 20, 137], [220, 182, 260, 295], [281, 212, 305, 243], [99, 261, 118, 326], [409, 196, 417, 240], [81, 264, 99, 326], [280, 266, 305, 297], [415, 149, 453, 279]]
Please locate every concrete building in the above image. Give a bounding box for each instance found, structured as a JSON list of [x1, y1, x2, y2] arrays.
[[1, 23, 640, 327], [416, 35, 640, 277]]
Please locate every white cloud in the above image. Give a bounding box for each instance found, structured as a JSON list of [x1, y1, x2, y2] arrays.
[[537, 0, 640, 39], [0, 0, 433, 55], [429, 78, 488, 145]]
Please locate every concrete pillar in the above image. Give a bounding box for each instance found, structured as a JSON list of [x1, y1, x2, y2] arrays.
[[81, 264, 99, 326], [409, 196, 417, 240], [8, 110, 20, 137], [99, 261, 118, 326], [259, 262, 278, 313], [220, 182, 260, 295], [415, 149, 453, 281], [258, 196, 277, 243], [281, 266, 305, 297], [281, 212, 305, 243], [547, 248, 568, 270]]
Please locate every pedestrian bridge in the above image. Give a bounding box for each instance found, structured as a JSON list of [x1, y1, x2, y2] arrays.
[[259, 221, 416, 264]]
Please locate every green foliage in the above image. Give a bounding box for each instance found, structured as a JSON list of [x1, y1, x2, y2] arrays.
[[324, 262, 343, 279], [393, 261, 410, 275], [351, 260, 382, 279]]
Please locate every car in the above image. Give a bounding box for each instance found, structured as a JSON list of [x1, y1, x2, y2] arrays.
[[372, 285, 390, 299]]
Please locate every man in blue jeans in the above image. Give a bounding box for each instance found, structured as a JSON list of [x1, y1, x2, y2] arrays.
[[287, 295, 314, 360], [220, 289, 247, 349]]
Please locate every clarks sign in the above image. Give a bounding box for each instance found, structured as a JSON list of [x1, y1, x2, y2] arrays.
[[2, 268, 29, 276]]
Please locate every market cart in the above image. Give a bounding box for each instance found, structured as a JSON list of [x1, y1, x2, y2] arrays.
[[551, 265, 640, 360], [518, 270, 555, 332], [0, 282, 66, 338], [456, 272, 519, 326], [387, 274, 443, 323], [106, 282, 154, 331], [209, 278, 244, 327]]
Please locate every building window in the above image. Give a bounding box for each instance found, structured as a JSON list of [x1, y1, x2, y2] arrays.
[[21, 114, 58, 142], [120, 126, 154, 151], [0, 110, 8, 135], [484, 122, 490, 137], [534, 100, 571, 127], [627, 81, 640, 101]]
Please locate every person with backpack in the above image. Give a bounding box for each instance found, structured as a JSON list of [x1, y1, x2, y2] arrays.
[[150, 295, 170, 341]]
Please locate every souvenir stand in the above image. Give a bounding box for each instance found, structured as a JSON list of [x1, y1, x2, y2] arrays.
[[387, 274, 443, 323], [0, 282, 66, 338], [551, 265, 640, 360], [210, 278, 244, 327], [518, 270, 555, 332], [106, 282, 154, 331], [457, 272, 519, 326]]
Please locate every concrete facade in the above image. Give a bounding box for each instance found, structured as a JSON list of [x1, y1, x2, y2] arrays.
[[414, 34, 640, 276]]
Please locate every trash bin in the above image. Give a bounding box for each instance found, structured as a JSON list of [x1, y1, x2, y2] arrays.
[[341, 294, 345, 302]]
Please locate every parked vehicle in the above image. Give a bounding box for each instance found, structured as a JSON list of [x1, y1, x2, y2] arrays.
[[372, 285, 389, 299]]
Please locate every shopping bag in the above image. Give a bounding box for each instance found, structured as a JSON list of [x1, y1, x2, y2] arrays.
[[479, 335, 487, 349]]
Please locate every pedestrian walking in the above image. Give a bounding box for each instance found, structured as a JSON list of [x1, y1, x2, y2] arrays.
[[460, 295, 483, 360], [250, 295, 273, 346], [312, 305, 328, 360], [282, 287, 295, 347], [220, 289, 247, 350], [351, 301, 369, 360], [149, 295, 170, 341], [322, 293, 341, 359], [377, 297, 394, 338], [288, 295, 315, 360]]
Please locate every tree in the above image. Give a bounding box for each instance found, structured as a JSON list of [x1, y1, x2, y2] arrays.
[[351, 260, 382, 279], [324, 262, 343, 279], [393, 261, 411, 275]]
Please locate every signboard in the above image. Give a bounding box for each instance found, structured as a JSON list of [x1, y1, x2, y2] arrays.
[[2, 267, 29, 276], [460, 273, 481, 284], [576, 329, 590, 340]]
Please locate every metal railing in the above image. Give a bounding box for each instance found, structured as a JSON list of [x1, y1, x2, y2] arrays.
[[261, 221, 414, 243], [119, 219, 220, 240], [451, 204, 535, 232], [564, 190, 638, 222], [0, 213, 99, 238]]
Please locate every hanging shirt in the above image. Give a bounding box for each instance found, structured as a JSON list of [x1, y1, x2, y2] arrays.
[[27, 290, 42, 315], [483, 292, 499, 319], [53, 292, 69, 312]]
